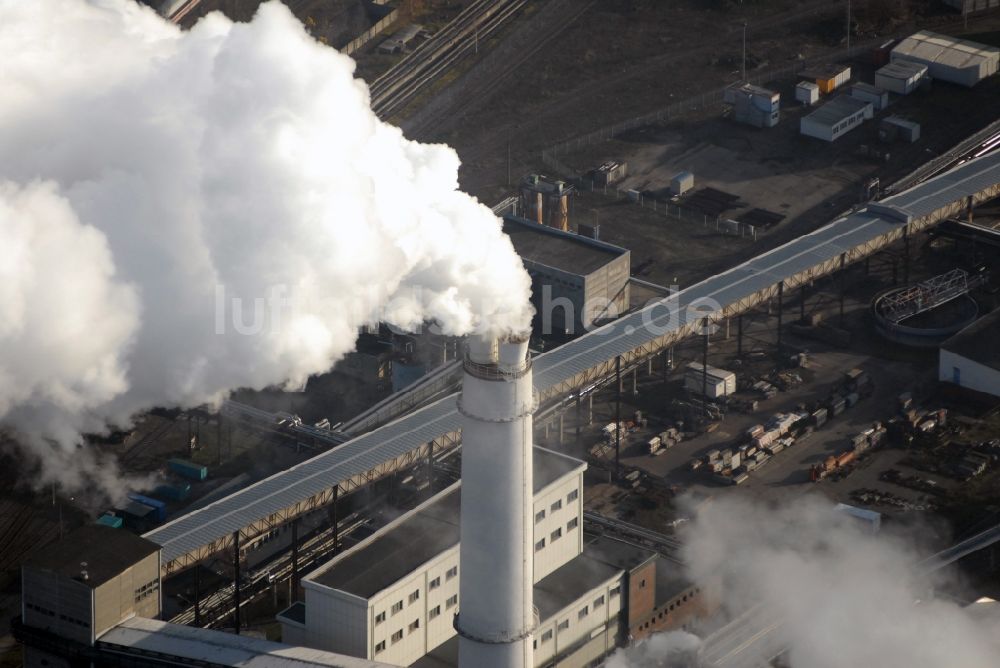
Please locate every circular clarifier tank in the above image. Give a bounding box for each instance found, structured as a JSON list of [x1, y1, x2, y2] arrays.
[[872, 288, 979, 348]]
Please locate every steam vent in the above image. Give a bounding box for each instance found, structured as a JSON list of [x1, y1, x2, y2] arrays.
[[456, 336, 536, 668]]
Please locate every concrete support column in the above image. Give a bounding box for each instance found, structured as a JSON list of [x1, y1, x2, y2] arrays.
[[588, 394, 593, 426], [737, 313, 744, 357], [558, 413, 564, 445], [631, 368, 637, 395]]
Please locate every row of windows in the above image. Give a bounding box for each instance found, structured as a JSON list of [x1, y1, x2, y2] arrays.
[[374, 618, 422, 654], [134, 579, 159, 604], [535, 518, 579, 552], [375, 566, 458, 625], [26, 603, 88, 628], [534, 491, 580, 525]]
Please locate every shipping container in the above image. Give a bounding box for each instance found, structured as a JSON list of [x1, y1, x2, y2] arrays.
[[116, 501, 157, 531], [96, 513, 122, 529], [849, 83, 889, 111], [648, 436, 662, 455], [811, 408, 829, 428], [795, 81, 820, 106], [707, 449, 721, 462], [875, 60, 926, 95], [155, 482, 191, 502], [128, 493, 167, 523], [671, 171, 695, 196], [168, 458, 208, 481]]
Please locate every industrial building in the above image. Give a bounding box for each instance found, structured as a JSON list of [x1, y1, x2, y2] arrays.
[[875, 60, 928, 95], [849, 82, 889, 112], [502, 216, 630, 335], [520, 175, 575, 231], [279, 451, 715, 668], [939, 308, 1000, 397], [892, 30, 1000, 87], [723, 83, 780, 128], [799, 95, 873, 142], [15, 525, 389, 668]]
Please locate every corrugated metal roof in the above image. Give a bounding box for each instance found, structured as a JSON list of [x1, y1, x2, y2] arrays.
[[801, 94, 871, 128], [893, 30, 1000, 71], [145, 150, 1000, 566], [877, 60, 928, 80], [99, 617, 390, 668]]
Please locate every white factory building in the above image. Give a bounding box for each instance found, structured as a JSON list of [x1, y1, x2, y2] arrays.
[[939, 308, 1000, 398], [891, 30, 1000, 87], [800, 95, 873, 142], [280, 448, 629, 668]]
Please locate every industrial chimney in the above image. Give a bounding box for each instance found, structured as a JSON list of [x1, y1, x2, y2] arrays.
[[456, 335, 536, 668]]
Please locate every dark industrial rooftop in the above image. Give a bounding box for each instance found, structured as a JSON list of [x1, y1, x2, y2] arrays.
[[942, 308, 1000, 372], [583, 533, 656, 573], [503, 216, 626, 276], [24, 524, 159, 588], [534, 547, 624, 620], [310, 448, 585, 597]]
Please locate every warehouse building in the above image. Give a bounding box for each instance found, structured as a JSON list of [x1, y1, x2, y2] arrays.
[[503, 215, 631, 335], [14, 525, 392, 668], [939, 308, 1000, 397], [892, 30, 1000, 87], [280, 448, 717, 668], [800, 95, 873, 142], [875, 60, 928, 94]]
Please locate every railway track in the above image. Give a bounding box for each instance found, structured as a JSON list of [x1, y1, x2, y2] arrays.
[[370, 0, 528, 120]]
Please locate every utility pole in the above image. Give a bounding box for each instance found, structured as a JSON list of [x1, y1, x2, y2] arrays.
[[742, 21, 748, 82], [846, 0, 851, 53]]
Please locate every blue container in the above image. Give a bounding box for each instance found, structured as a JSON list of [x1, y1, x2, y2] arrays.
[[168, 458, 208, 481], [96, 513, 122, 529], [155, 482, 191, 502], [127, 493, 167, 523]]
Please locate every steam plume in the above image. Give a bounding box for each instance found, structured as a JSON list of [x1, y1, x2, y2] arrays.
[[680, 496, 1000, 668], [0, 0, 532, 493]]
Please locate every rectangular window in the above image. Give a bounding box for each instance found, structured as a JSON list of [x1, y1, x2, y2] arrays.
[[375, 611, 386, 625], [567, 517, 579, 531], [375, 641, 386, 653], [429, 605, 441, 620], [391, 601, 403, 615], [542, 630, 553, 642], [558, 619, 569, 631], [594, 595, 605, 608], [535, 509, 546, 524], [551, 528, 562, 542], [611, 585, 621, 597], [409, 590, 420, 604], [429, 577, 441, 590], [578, 605, 589, 619], [567, 489, 579, 502], [446, 566, 458, 580], [551, 499, 562, 513], [391, 630, 403, 643], [446, 595, 458, 609], [535, 538, 546, 552], [409, 619, 420, 633]]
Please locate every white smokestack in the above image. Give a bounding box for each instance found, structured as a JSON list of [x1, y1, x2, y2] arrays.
[[0, 0, 533, 494], [457, 334, 535, 668]]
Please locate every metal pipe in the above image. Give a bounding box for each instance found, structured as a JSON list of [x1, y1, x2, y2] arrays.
[[615, 355, 621, 480], [777, 281, 784, 353], [233, 531, 241, 634]]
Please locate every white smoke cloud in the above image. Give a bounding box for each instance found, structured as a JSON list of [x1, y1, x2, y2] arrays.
[[679, 496, 1000, 668], [0, 0, 532, 493], [605, 631, 702, 668]]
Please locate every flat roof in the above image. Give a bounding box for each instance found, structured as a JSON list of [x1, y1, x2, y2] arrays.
[[654, 556, 695, 606], [942, 308, 1000, 372], [801, 63, 850, 80], [99, 617, 390, 668], [279, 601, 307, 625], [851, 82, 885, 95], [25, 525, 159, 589], [893, 30, 1000, 70], [803, 94, 871, 127], [877, 60, 928, 79], [309, 448, 585, 598], [533, 550, 623, 621], [502, 216, 626, 276], [582, 533, 656, 573]]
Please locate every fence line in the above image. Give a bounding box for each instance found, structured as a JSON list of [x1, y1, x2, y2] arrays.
[[343, 9, 400, 56]]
